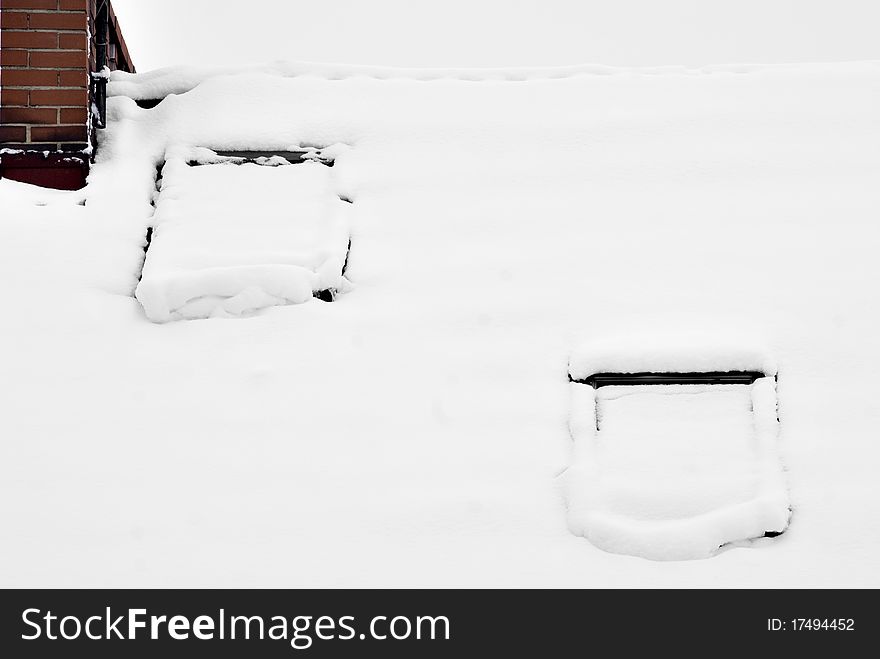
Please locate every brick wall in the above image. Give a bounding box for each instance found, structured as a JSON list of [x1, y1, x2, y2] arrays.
[[0, 0, 134, 189], [1, 0, 90, 152]]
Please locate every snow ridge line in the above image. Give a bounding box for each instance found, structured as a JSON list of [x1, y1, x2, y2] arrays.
[[106, 60, 880, 100]]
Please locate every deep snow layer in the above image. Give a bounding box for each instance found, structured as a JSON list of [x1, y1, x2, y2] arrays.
[[2, 61, 880, 586]]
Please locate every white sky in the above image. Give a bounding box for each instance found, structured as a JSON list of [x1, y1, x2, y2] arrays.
[[111, 0, 880, 73]]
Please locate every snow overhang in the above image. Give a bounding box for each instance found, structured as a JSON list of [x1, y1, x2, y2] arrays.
[[568, 332, 778, 383]]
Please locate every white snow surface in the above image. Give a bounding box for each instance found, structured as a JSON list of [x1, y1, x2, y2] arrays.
[[569, 332, 778, 380], [2, 61, 880, 586]]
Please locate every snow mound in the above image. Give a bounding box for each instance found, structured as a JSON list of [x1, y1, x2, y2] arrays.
[[569, 331, 778, 381], [105, 60, 877, 102], [565, 335, 790, 560], [135, 147, 351, 322]]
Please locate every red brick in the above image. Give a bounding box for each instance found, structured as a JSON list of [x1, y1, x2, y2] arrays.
[[1, 1, 58, 9], [0, 31, 57, 49], [59, 106, 87, 123], [1, 68, 58, 86], [0, 151, 88, 189], [58, 68, 87, 87], [0, 107, 57, 124], [29, 50, 86, 69], [28, 13, 87, 30], [58, 32, 87, 49], [30, 124, 88, 141], [60, 0, 87, 9], [0, 126, 28, 143], [1, 89, 30, 106], [30, 88, 85, 106], [0, 49, 29, 66], [0, 11, 30, 29]]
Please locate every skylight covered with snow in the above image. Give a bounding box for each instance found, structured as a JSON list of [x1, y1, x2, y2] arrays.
[[137, 146, 351, 321]]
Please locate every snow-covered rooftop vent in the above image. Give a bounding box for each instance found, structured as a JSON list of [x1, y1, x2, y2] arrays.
[[135, 145, 352, 322], [564, 332, 790, 561]]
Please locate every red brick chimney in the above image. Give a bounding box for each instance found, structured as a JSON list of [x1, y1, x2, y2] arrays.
[[1, 0, 135, 190]]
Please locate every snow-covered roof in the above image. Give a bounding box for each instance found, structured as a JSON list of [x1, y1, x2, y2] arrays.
[[3, 60, 880, 581]]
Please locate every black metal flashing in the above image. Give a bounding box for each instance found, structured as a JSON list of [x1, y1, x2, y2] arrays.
[[92, 1, 109, 130], [214, 150, 313, 161], [186, 151, 335, 167], [575, 371, 766, 389]]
